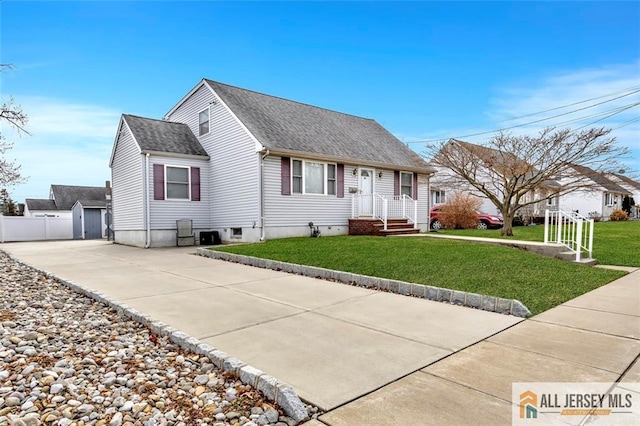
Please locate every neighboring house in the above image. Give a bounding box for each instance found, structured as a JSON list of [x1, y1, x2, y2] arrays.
[[559, 164, 631, 219], [110, 78, 434, 247], [24, 184, 110, 239], [430, 139, 560, 219], [606, 173, 640, 218]]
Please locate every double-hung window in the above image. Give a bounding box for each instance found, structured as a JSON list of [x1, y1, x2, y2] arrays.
[[166, 166, 190, 200], [198, 108, 209, 136], [400, 172, 413, 197], [153, 164, 201, 201], [605, 193, 615, 206], [291, 160, 336, 195], [433, 190, 446, 204]]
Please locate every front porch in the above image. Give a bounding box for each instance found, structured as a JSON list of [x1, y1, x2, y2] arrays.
[[349, 193, 421, 236]]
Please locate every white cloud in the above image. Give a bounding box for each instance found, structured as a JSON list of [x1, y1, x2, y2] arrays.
[[1, 96, 120, 201]]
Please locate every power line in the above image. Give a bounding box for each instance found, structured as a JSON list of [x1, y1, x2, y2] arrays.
[[571, 103, 640, 132], [612, 116, 640, 130], [410, 89, 640, 145], [496, 86, 640, 123]]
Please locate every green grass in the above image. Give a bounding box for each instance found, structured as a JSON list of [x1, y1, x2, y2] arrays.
[[438, 221, 640, 267], [214, 236, 626, 315]]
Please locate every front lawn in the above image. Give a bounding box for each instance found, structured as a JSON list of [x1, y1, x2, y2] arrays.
[[438, 220, 640, 267], [213, 236, 625, 315]]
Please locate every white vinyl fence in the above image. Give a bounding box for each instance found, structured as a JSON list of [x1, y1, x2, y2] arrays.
[[0, 216, 73, 242]]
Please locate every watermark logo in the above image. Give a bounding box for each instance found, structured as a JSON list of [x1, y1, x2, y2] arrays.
[[519, 390, 538, 419], [512, 382, 639, 425]]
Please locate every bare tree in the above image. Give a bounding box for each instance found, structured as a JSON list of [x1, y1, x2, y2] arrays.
[[0, 64, 28, 190], [425, 127, 629, 236]]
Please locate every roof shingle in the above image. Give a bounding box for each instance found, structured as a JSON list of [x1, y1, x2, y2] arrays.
[[123, 114, 208, 157], [50, 185, 107, 210], [570, 164, 630, 194], [205, 80, 431, 171], [25, 199, 57, 211]]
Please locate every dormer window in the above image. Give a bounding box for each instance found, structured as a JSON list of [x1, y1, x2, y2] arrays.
[[198, 108, 209, 136]]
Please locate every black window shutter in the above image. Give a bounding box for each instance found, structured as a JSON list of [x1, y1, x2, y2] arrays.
[[394, 171, 400, 197], [281, 157, 291, 195], [337, 164, 344, 198], [153, 164, 165, 200], [191, 167, 201, 201], [413, 173, 418, 200]]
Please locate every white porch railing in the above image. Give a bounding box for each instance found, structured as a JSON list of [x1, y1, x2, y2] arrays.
[[544, 209, 594, 262], [352, 193, 417, 231]]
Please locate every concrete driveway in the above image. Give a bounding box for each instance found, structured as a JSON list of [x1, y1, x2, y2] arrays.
[[2, 240, 522, 412]]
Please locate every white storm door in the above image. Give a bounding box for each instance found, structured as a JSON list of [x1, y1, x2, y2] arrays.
[[359, 168, 374, 215]]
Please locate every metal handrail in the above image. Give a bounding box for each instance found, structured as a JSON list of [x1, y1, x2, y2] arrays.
[[544, 209, 594, 261]]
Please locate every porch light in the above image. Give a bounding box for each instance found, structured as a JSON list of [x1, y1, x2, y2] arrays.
[[352, 168, 358, 176], [378, 171, 383, 178]]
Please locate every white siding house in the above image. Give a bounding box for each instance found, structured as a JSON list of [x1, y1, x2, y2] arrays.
[[110, 79, 434, 247], [606, 173, 640, 218], [559, 164, 631, 220]]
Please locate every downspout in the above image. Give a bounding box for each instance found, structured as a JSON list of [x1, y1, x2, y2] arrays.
[[259, 149, 270, 241], [144, 153, 151, 248], [427, 171, 434, 232]]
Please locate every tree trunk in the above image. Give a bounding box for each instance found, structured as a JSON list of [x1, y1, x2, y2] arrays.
[[501, 211, 514, 237]]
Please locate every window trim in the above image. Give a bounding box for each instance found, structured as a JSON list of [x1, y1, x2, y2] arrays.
[[165, 165, 191, 201], [604, 193, 616, 206], [290, 159, 338, 196], [432, 190, 446, 204], [198, 107, 210, 136], [400, 171, 413, 198]]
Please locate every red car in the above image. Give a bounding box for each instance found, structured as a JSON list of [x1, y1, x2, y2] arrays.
[[429, 205, 503, 230]]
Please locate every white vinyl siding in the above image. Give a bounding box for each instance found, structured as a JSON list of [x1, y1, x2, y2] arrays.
[[264, 157, 430, 228], [111, 121, 145, 230], [264, 156, 352, 227], [147, 155, 209, 229], [166, 84, 259, 228]]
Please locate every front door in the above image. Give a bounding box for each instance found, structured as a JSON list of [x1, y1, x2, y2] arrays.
[[359, 168, 374, 215]]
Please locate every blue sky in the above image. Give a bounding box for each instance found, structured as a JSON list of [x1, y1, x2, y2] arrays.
[[1, 1, 639, 201]]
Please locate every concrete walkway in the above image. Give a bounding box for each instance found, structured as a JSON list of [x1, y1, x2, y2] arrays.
[[321, 268, 640, 425], [1, 240, 521, 413]]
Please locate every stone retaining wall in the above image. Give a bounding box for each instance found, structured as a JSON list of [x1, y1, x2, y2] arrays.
[[197, 249, 532, 318]]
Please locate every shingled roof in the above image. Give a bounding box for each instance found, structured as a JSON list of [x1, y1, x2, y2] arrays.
[[204, 80, 431, 171], [50, 185, 108, 210], [123, 114, 208, 158], [610, 173, 640, 191], [25, 199, 57, 211], [570, 164, 630, 194]]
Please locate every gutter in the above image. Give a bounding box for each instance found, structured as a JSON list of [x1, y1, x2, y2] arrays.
[[265, 148, 435, 175], [259, 149, 270, 241], [144, 153, 151, 248]]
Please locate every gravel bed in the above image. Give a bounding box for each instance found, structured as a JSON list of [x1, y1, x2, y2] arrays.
[[0, 252, 319, 426]]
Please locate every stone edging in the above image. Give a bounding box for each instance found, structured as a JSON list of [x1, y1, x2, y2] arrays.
[[7, 255, 309, 424], [197, 248, 532, 318]]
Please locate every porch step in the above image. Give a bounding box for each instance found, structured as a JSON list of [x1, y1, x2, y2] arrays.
[[379, 227, 421, 236], [556, 251, 598, 265], [348, 217, 420, 236], [373, 219, 420, 236]]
